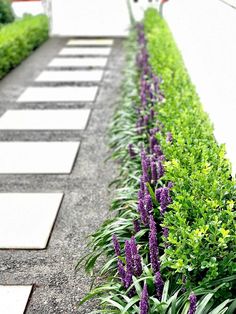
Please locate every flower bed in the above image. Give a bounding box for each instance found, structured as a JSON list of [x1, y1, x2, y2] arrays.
[[0, 14, 48, 79], [79, 8, 236, 313]]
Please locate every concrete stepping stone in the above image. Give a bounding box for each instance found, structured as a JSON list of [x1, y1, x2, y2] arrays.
[[35, 70, 104, 82], [17, 87, 98, 102], [0, 285, 32, 314], [0, 142, 79, 174], [67, 39, 113, 46], [59, 47, 111, 56], [0, 109, 91, 130], [0, 193, 63, 249], [48, 57, 107, 68]]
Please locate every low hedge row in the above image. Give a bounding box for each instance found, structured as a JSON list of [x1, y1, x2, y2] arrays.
[[0, 14, 49, 79], [79, 8, 236, 313]]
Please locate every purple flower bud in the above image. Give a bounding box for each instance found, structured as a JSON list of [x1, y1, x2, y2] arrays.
[[139, 284, 149, 314], [160, 187, 172, 214], [153, 145, 163, 157], [166, 132, 173, 143], [144, 115, 149, 126], [130, 237, 142, 277], [150, 108, 155, 120], [133, 219, 141, 233], [117, 259, 126, 286], [138, 198, 148, 226], [144, 193, 153, 213], [151, 160, 157, 183], [158, 161, 165, 179], [188, 293, 197, 314], [125, 240, 133, 288], [155, 271, 164, 301], [150, 136, 158, 153], [155, 188, 162, 202], [112, 234, 121, 257], [149, 215, 160, 273], [167, 181, 174, 189], [162, 227, 169, 239], [128, 144, 136, 159]]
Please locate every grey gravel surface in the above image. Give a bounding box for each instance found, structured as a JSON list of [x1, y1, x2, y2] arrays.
[[0, 37, 125, 313]]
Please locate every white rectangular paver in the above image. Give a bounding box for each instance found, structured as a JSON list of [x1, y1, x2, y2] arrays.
[[48, 57, 107, 68], [59, 47, 111, 56], [17, 87, 97, 102], [0, 142, 79, 174], [67, 39, 113, 46], [35, 70, 104, 82], [0, 285, 32, 314], [0, 109, 91, 130], [0, 193, 63, 249]]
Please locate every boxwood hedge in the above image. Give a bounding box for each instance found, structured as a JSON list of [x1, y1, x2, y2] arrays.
[[0, 14, 49, 79]]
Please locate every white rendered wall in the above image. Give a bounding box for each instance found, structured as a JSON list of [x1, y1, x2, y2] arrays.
[[164, 0, 236, 173], [12, 1, 44, 17], [50, 0, 155, 37]]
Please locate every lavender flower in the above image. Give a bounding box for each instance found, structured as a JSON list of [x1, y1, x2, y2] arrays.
[[130, 237, 142, 277], [112, 234, 121, 257], [160, 187, 172, 214], [133, 219, 141, 233], [149, 215, 160, 273], [188, 293, 197, 314], [162, 227, 169, 239], [151, 160, 157, 183], [125, 240, 133, 288], [141, 151, 150, 183], [157, 160, 165, 179], [150, 135, 158, 153], [128, 144, 136, 159], [144, 193, 153, 213], [166, 132, 173, 143], [139, 284, 149, 314], [138, 198, 148, 226], [155, 271, 164, 301], [153, 145, 163, 158], [155, 188, 162, 202], [117, 259, 126, 286]]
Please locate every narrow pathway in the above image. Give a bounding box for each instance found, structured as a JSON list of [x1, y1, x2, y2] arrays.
[[0, 37, 125, 313]]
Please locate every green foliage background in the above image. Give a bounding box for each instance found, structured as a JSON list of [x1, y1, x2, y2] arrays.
[[0, 14, 49, 79], [0, 0, 14, 25]]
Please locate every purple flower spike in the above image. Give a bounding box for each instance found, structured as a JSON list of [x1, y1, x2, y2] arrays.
[[162, 227, 169, 239], [125, 240, 133, 274], [144, 115, 149, 126], [125, 240, 133, 288], [150, 136, 158, 153], [139, 284, 149, 314], [151, 160, 157, 183], [166, 132, 173, 143], [128, 144, 136, 159], [155, 271, 164, 301], [149, 215, 160, 273], [145, 193, 153, 213], [155, 188, 162, 202], [112, 234, 121, 257], [141, 151, 150, 183], [150, 108, 155, 120], [158, 161, 165, 179], [149, 214, 157, 235], [117, 259, 126, 286], [188, 293, 197, 314], [160, 187, 172, 214], [133, 219, 141, 233], [153, 145, 163, 158], [130, 237, 142, 277], [138, 198, 148, 226]]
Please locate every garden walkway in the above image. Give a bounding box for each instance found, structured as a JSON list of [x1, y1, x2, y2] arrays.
[[0, 37, 125, 313]]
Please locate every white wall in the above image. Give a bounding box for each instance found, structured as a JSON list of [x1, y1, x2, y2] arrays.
[[12, 1, 44, 17], [50, 0, 156, 37], [164, 0, 236, 173]]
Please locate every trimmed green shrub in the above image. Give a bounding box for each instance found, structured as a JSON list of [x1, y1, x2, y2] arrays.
[[144, 8, 236, 288], [0, 14, 49, 79], [0, 0, 14, 24]]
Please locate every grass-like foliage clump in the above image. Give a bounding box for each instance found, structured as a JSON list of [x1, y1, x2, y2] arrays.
[[78, 8, 236, 314], [0, 14, 49, 79]]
